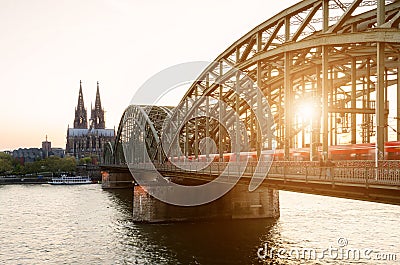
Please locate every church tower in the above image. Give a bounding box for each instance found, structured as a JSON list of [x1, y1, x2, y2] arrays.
[[73, 80, 88, 129], [91, 81, 105, 129], [67, 80, 115, 162]]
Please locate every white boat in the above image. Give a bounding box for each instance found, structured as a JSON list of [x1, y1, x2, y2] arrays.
[[48, 174, 92, 185]]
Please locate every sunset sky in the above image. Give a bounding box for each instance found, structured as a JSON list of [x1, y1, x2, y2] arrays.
[[0, 0, 298, 151]]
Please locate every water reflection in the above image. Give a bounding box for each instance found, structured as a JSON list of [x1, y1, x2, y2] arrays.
[[104, 188, 399, 265], [123, 219, 278, 264], [104, 188, 133, 216], [103, 188, 280, 264], [1, 185, 398, 264]]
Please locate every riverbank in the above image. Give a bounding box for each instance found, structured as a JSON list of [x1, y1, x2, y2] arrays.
[[0, 175, 52, 184]]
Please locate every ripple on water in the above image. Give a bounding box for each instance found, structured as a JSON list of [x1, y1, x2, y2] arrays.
[[0, 185, 399, 264]]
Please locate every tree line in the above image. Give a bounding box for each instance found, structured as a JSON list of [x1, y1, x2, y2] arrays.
[[0, 152, 94, 175]]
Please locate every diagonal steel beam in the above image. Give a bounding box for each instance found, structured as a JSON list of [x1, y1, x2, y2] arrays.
[[291, 2, 322, 41], [239, 36, 256, 62], [262, 19, 285, 52], [328, 0, 363, 33]]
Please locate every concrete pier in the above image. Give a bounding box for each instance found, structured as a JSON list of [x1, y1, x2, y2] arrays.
[[132, 183, 279, 223], [102, 165, 280, 222], [101, 169, 133, 189]]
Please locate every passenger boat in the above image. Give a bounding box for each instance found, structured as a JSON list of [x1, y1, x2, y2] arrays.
[[48, 174, 92, 185]]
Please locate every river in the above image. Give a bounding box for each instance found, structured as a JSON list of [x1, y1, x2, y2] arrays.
[[0, 184, 398, 264]]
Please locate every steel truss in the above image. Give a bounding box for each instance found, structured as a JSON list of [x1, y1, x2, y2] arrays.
[[114, 0, 400, 163]]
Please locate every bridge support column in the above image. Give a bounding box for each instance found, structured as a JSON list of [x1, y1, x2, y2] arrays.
[[397, 60, 400, 141], [376, 0, 385, 160], [284, 51, 292, 160], [132, 183, 279, 223], [376, 42, 385, 160], [101, 170, 133, 189], [230, 184, 280, 219]]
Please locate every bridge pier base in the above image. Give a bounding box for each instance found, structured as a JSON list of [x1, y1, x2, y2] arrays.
[[132, 184, 279, 223], [101, 170, 133, 189]]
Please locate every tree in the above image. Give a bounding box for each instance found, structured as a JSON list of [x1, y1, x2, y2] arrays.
[[59, 156, 76, 172], [0, 153, 78, 175], [79, 156, 92, 165], [20, 156, 77, 174], [0, 152, 14, 174], [0, 159, 13, 174], [44, 156, 62, 172]]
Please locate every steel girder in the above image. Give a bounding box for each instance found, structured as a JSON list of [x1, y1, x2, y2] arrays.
[[103, 141, 114, 164], [114, 105, 173, 164], [163, 0, 400, 161], [112, 0, 400, 164]]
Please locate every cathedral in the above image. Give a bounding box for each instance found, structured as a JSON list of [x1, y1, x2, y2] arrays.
[[66, 81, 115, 163]]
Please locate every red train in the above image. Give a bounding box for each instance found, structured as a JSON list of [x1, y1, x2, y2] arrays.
[[273, 141, 400, 161], [169, 141, 400, 162]]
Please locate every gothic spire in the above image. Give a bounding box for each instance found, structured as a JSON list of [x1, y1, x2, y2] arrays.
[[91, 81, 105, 129], [74, 80, 88, 129], [95, 81, 102, 110], [77, 80, 85, 110]]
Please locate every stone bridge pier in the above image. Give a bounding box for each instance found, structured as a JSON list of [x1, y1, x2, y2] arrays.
[[131, 171, 279, 223], [101, 165, 280, 222], [101, 166, 279, 222], [100, 166, 134, 189]]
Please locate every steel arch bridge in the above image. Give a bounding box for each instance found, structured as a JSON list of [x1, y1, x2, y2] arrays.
[[107, 0, 400, 165]]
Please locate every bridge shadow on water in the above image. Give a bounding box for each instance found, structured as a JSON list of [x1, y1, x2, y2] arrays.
[[102, 189, 286, 265], [126, 218, 281, 265]]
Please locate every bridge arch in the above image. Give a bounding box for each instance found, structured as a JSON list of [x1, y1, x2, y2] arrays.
[[111, 0, 400, 164], [113, 105, 173, 165], [164, 0, 400, 161], [103, 141, 114, 165]]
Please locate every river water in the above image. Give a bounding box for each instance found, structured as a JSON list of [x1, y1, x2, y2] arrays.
[[0, 184, 398, 264]]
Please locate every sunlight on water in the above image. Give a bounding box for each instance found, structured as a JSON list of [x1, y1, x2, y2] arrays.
[[0, 185, 398, 264]]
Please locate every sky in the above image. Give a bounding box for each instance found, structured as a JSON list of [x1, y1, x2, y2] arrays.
[[0, 0, 300, 151]]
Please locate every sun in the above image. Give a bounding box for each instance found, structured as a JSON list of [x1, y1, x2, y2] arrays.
[[297, 101, 318, 122]]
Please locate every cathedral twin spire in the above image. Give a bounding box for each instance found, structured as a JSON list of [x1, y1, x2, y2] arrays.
[[92, 81, 105, 129], [73, 80, 105, 129], [74, 80, 87, 129]]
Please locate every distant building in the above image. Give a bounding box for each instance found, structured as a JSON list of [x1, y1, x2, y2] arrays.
[[50, 148, 65, 158], [66, 81, 115, 163], [13, 148, 42, 164], [42, 135, 51, 158], [12, 136, 65, 165], [41, 136, 65, 159]]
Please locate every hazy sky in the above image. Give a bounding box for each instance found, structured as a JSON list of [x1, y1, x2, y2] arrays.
[[0, 0, 297, 151]]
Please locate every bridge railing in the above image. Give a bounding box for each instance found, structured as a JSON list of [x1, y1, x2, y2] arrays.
[[126, 161, 400, 187]]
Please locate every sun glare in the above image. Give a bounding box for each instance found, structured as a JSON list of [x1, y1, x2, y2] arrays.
[[297, 102, 317, 121]]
